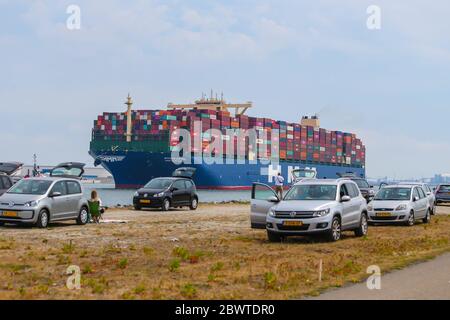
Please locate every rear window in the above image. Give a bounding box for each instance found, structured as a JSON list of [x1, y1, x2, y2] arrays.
[[353, 179, 369, 189], [438, 185, 450, 192], [2, 177, 12, 189]]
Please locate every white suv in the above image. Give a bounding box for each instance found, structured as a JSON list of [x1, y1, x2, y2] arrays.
[[250, 179, 369, 242]]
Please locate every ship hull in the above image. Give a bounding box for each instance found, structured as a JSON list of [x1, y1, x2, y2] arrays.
[[89, 151, 365, 189]]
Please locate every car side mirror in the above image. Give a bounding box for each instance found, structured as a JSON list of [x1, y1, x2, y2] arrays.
[[268, 196, 280, 203], [341, 195, 351, 202], [171, 187, 178, 192], [49, 191, 62, 198], [426, 192, 431, 196], [413, 196, 419, 202], [369, 185, 374, 188]]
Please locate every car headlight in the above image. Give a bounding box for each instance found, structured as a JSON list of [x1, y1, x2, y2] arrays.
[[313, 208, 330, 217], [24, 200, 39, 207], [134, 191, 139, 197], [156, 192, 165, 197], [369, 190, 375, 195], [268, 208, 276, 217], [395, 204, 407, 211], [367, 204, 373, 211]]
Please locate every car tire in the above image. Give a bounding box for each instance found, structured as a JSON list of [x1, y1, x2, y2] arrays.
[[189, 197, 198, 210], [36, 209, 49, 229], [354, 213, 368, 237], [134, 205, 141, 211], [76, 206, 89, 225], [161, 198, 171, 211], [0, 222, 4, 226], [326, 216, 341, 242], [406, 211, 415, 226], [422, 209, 431, 224], [267, 230, 283, 242]]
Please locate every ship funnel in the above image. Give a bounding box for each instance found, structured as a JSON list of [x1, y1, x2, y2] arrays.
[[125, 94, 133, 142]]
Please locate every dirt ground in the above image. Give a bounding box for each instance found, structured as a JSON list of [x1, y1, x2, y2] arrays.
[[0, 204, 449, 300]]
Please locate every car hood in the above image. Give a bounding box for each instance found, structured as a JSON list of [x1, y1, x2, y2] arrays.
[[274, 200, 336, 211], [0, 193, 44, 205], [371, 200, 409, 209]]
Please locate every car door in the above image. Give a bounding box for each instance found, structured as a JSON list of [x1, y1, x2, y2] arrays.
[[251, 183, 279, 229], [65, 180, 83, 217], [417, 187, 428, 217], [171, 180, 187, 205], [347, 183, 363, 226], [0, 176, 5, 195], [49, 181, 69, 220], [339, 184, 353, 228]]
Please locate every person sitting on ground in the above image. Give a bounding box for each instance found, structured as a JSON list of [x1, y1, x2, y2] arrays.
[[88, 190, 105, 223]]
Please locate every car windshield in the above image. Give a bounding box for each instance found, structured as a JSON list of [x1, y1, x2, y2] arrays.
[[144, 178, 173, 189], [375, 188, 411, 201], [438, 185, 450, 192], [353, 179, 370, 188], [7, 179, 52, 195], [284, 185, 337, 201]]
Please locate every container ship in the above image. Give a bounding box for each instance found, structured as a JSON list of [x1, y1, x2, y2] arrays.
[[89, 94, 366, 189]]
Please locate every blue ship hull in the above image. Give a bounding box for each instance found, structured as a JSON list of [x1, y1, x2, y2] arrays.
[[89, 151, 365, 189]]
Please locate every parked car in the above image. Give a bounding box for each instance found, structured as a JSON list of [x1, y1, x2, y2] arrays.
[[250, 179, 368, 242], [0, 162, 23, 196], [435, 184, 450, 204], [338, 173, 375, 202], [133, 167, 199, 211], [398, 182, 436, 214], [0, 163, 88, 228], [367, 184, 431, 226]]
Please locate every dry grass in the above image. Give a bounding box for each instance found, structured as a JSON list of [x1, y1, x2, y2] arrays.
[[0, 203, 449, 300]]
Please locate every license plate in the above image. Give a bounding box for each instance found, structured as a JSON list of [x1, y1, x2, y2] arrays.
[[140, 200, 151, 204], [376, 212, 391, 217], [2, 211, 18, 217], [283, 221, 303, 226]]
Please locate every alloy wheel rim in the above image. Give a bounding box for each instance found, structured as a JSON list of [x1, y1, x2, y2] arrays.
[[362, 215, 368, 234], [192, 199, 197, 208], [332, 220, 341, 240], [164, 200, 170, 210], [409, 213, 414, 225], [41, 212, 48, 227], [81, 209, 88, 223]]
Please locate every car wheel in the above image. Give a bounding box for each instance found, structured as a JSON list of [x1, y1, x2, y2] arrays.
[[354, 213, 368, 237], [161, 198, 171, 211], [76, 207, 89, 225], [134, 205, 141, 211], [189, 197, 198, 210], [267, 230, 283, 242], [36, 209, 49, 228], [422, 209, 431, 224], [0, 222, 4, 226], [406, 211, 415, 226], [326, 216, 341, 242]]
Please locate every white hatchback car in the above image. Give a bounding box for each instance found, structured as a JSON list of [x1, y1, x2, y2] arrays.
[[368, 185, 431, 226]]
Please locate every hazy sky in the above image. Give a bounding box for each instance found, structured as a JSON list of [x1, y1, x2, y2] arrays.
[[1, 0, 449, 179]]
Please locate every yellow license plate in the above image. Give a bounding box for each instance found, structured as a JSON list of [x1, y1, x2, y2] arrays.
[[2, 211, 18, 217], [283, 221, 303, 226], [140, 200, 151, 204], [376, 212, 391, 217]]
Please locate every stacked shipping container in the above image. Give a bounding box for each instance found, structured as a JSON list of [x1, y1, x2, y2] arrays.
[[92, 109, 366, 167]]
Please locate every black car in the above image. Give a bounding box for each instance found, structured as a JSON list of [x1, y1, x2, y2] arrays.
[[0, 162, 23, 196], [338, 173, 375, 202], [133, 168, 199, 211]]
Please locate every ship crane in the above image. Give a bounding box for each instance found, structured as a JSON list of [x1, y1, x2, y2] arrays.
[[167, 91, 252, 116]]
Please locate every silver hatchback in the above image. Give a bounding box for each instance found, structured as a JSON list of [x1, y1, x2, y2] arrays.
[[0, 163, 89, 228], [251, 179, 369, 242]]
